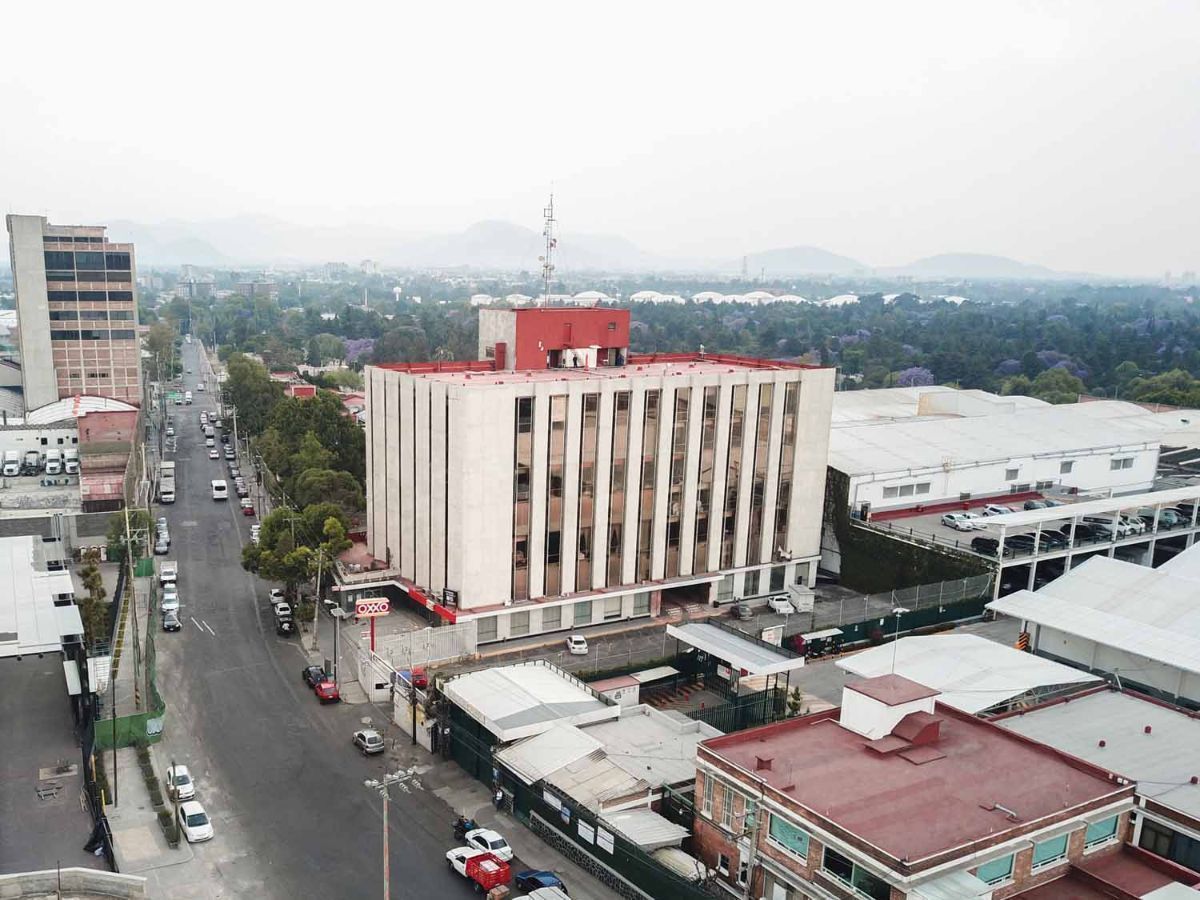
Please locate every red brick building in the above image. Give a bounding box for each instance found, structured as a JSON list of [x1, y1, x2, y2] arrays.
[[693, 675, 1196, 899]]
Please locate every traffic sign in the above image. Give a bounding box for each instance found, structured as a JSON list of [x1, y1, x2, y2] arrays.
[[355, 598, 390, 618]]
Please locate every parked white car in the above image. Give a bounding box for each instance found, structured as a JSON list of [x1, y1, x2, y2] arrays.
[[465, 827, 514, 862], [982, 504, 1014, 517], [446, 846, 487, 878], [160, 585, 180, 614], [941, 512, 985, 531], [565, 634, 588, 655], [177, 800, 214, 842], [165, 764, 195, 800]]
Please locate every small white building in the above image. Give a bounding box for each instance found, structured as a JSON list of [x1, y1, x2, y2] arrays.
[[0, 534, 81, 658], [987, 543, 1200, 708]]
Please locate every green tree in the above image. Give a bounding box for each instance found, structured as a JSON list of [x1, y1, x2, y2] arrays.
[[77, 548, 109, 648], [1000, 375, 1033, 397], [292, 431, 335, 474], [294, 468, 365, 512], [1030, 368, 1085, 404], [225, 353, 285, 436], [106, 509, 152, 562]]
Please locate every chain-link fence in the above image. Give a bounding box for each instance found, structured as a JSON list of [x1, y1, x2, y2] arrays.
[[372, 620, 478, 670]]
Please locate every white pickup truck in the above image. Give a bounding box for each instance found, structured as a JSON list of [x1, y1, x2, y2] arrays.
[[159, 560, 178, 586]]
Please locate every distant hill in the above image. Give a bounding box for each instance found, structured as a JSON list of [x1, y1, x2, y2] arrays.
[[889, 252, 1059, 280], [743, 245, 868, 276]]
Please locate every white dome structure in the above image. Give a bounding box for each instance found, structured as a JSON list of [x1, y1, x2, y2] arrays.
[[820, 294, 860, 307], [629, 290, 663, 302]]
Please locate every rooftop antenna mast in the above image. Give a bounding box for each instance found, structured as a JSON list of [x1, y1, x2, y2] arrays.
[[539, 192, 557, 304]]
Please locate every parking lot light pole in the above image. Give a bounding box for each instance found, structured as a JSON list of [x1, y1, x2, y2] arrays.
[[364, 768, 420, 900], [890, 606, 910, 673]]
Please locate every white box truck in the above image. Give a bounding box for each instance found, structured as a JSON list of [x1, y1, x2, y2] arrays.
[[2, 450, 19, 477], [63, 448, 80, 474], [44, 448, 63, 475]]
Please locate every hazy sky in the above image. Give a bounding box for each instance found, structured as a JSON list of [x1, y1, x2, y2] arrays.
[[2, 1, 1197, 277]]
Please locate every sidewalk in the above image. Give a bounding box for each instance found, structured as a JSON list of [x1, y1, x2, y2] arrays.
[[106, 745, 195, 885]]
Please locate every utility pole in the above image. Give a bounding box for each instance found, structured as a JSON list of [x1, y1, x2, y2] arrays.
[[310, 548, 324, 653], [364, 768, 421, 900]]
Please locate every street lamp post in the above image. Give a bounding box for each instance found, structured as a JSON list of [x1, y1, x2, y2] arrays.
[[364, 768, 421, 900], [327, 604, 348, 682], [890, 606, 911, 674]]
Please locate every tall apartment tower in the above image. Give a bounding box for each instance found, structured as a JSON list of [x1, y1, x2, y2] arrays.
[[7, 215, 142, 409]]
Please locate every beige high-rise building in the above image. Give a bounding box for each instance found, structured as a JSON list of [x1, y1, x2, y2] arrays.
[[7, 215, 142, 409]]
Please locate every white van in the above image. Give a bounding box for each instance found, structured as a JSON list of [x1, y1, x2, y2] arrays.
[[185, 391, 193, 405], [211, 479, 228, 500]]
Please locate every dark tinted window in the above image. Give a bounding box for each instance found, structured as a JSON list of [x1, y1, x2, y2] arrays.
[[74, 251, 103, 270], [105, 252, 131, 270], [79, 291, 107, 301], [44, 250, 74, 270], [108, 290, 133, 301], [48, 291, 77, 301]]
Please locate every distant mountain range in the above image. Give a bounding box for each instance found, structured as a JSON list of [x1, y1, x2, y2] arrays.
[[110, 214, 1081, 280]]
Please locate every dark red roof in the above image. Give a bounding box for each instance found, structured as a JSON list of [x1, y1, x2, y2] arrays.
[[699, 703, 1129, 865], [845, 674, 940, 706]]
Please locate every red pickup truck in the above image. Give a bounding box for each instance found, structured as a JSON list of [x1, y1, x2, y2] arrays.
[[446, 847, 511, 893]]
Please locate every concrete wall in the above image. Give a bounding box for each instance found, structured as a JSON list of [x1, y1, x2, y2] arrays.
[[6, 215, 57, 410], [0, 424, 78, 455], [78, 410, 138, 445], [0, 867, 146, 898]]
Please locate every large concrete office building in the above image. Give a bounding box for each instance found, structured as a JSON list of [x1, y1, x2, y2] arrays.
[[364, 307, 834, 642], [6, 215, 141, 409]]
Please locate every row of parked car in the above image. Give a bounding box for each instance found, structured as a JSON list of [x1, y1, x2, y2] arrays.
[[963, 502, 1198, 557]]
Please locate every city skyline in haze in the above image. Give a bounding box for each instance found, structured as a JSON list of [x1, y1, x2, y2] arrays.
[[1, 1, 1197, 279]]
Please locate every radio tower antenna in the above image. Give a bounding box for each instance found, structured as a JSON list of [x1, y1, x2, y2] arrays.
[[539, 192, 557, 305]]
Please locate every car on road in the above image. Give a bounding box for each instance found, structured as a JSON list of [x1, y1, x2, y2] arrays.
[[941, 512, 984, 531], [515, 871, 567, 893], [465, 827, 514, 862], [162, 610, 182, 632], [302, 665, 327, 687], [224, 448, 235, 460], [352, 729, 385, 755], [314, 679, 341, 703], [273, 600, 292, 618], [160, 585, 180, 614], [241, 500, 255, 517], [982, 504, 1014, 517], [165, 764, 195, 800], [196, 383, 205, 392], [236, 483, 250, 498], [565, 634, 588, 655], [166, 426, 175, 437], [731, 602, 753, 620], [205, 437, 215, 448], [1023, 499, 1048, 510], [221, 434, 230, 444], [1140, 507, 1185, 528], [177, 800, 214, 843], [154, 535, 170, 555], [208, 448, 219, 459]]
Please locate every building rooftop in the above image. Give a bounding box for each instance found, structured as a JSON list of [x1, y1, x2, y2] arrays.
[[830, 386, 1048, 426], [443, 660, 618, 743], [700, 702, 1129, 865], [374, 353, 814, 386], [987, 548, 1200, 677], [836, 634, 1101, 715], [845, 673, 940, 706], [600, 808, 690, 851], [997, 689, 1200, 822], [1016, 845, 1200, 899], [828, 400, 1175, 477], [24, 395, 138, 425]]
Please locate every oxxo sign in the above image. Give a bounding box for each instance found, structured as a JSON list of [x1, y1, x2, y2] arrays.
[[355, 598, 390, 618]]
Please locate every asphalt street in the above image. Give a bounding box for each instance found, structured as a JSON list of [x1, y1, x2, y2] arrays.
[[148, 341, 487, 899]]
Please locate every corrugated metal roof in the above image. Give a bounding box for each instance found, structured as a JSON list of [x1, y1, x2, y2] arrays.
[[443, 662, 618, 742], [600, 808, 689, 851], [998, 690, 1200, 822], [837, 634, 1100, 714], [494, 723, 601, 786], [666, 623, 804, 675], [910, 869, 991, 900], [25, 394, 137, 424]]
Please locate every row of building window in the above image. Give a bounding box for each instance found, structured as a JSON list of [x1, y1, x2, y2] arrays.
[[882, 481, 930, 499], [49, 310, 134, 321], [43, 235, 105, 244], [474, 593, 651, 641], [44, 250, 132, 271], [49, 290, 134, 301], [51, 329, 137, 341], [512, 385, 798, 600]]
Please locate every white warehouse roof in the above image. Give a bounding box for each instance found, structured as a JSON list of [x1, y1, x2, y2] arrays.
[[24, 394, 138, 424], [0, 536, 78, 657], [836, 634, 1100, 714], [666, 623, 805, 675], [443, 661, 618, 743], [987, 547, 1200, 677], [829, 400, 1169, 477]]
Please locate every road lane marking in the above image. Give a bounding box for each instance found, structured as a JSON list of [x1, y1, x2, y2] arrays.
[[201, 620, 216, 636], [190, 616, 203, 630]]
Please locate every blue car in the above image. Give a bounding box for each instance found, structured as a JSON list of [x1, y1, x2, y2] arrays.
[[515, 870, 567, 893]]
